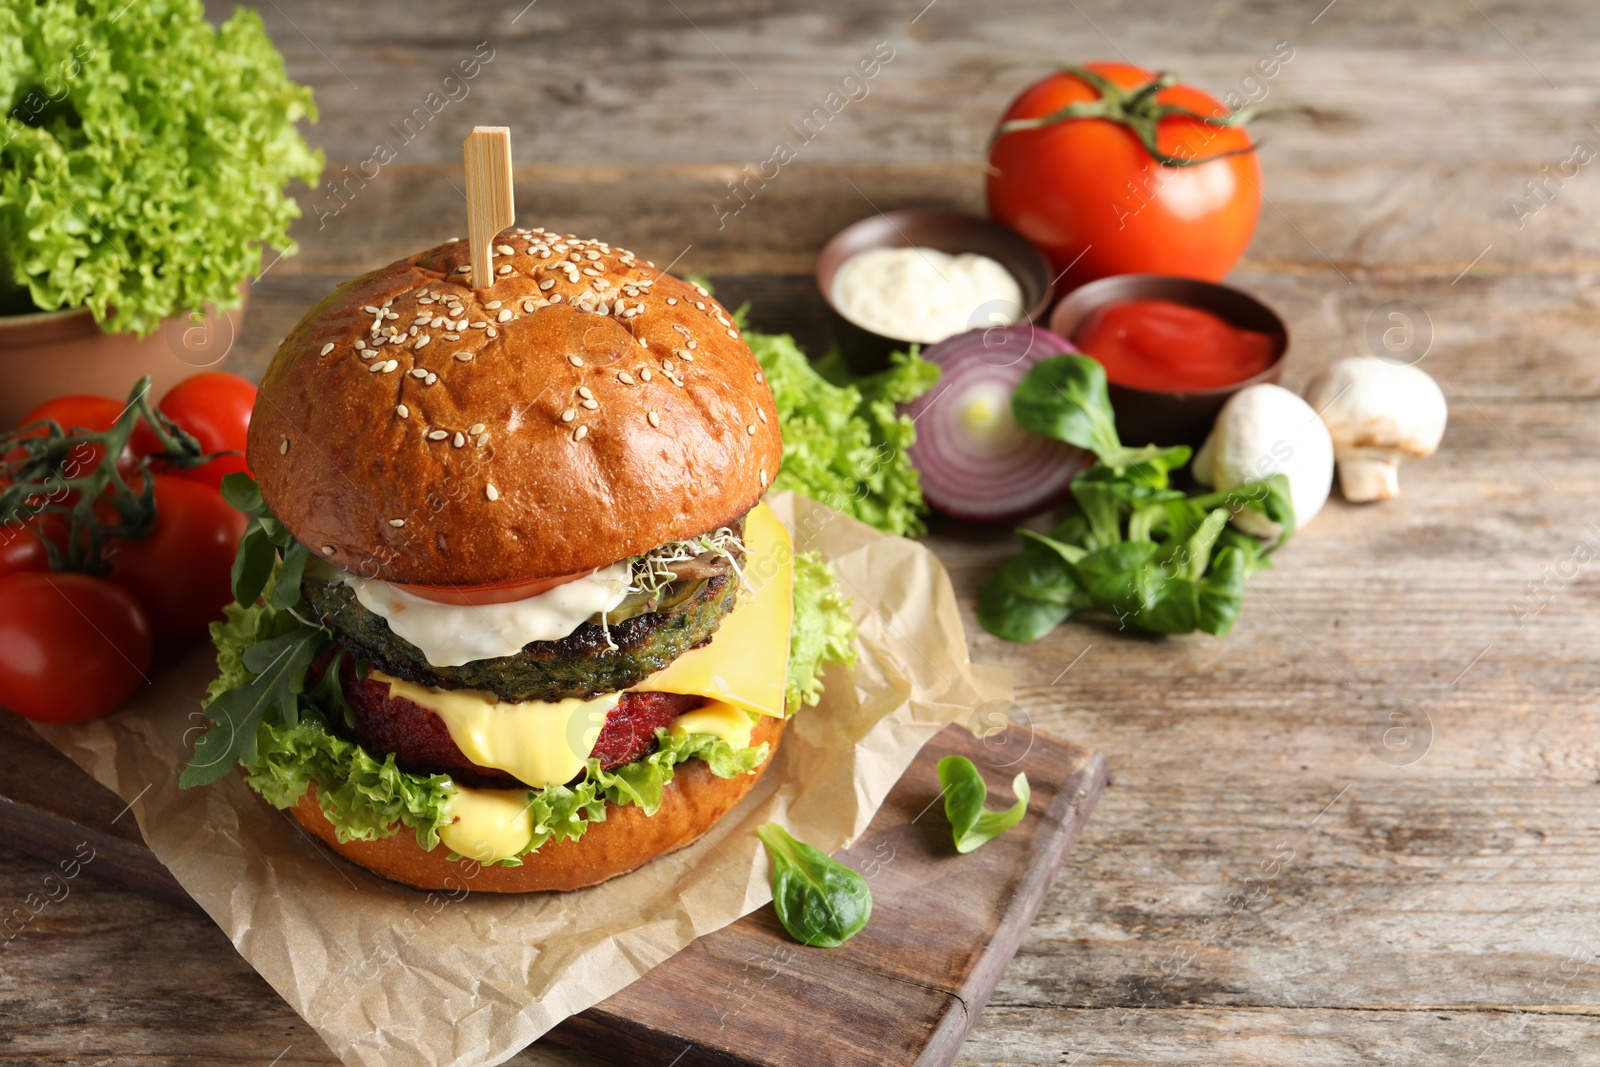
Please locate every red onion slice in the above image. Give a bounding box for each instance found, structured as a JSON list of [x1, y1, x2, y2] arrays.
[[905, 324, 1089, 523]]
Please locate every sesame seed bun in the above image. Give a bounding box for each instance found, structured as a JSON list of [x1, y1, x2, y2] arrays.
[[246, 229, 783, 585], [287, 713, 785, 892]]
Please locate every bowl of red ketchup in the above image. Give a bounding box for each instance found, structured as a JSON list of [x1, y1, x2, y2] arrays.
[[1049, 274, 1288, 448]]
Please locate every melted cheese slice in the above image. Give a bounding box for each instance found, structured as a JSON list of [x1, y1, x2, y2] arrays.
[[669, 700, 755, 750], [378, 673, 619, 790], [633, 501, 793, 720], [439, 786, 534, 862]]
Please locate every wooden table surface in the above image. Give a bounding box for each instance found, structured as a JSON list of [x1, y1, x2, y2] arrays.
[[6, 1, 1600, 1063]]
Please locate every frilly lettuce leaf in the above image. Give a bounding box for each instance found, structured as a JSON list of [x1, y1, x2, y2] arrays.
[[0, 0, 322, 333], [786, 551, 856, 712], [738, 310, 938, 537]]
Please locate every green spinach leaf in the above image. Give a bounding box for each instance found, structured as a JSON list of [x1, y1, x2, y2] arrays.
[[757, 823, 872, 948], [938, 756, 1031, 853]]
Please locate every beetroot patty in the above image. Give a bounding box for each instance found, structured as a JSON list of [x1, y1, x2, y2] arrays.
[[321, 655, 704, 788]]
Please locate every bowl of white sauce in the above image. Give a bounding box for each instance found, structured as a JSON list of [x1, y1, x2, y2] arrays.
[[817, 209, 1055, 373]]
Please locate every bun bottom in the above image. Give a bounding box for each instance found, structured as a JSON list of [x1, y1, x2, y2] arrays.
[[286, 715, 785, 893]]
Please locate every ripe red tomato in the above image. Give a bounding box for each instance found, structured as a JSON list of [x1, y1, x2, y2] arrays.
[[106, 474, 246, 641], [0, 572, 153, 723], [11, 394, 135, 477], [0, 530, 51, 581], [140, 372, 257, 490], [987, 63, 1262, 289]]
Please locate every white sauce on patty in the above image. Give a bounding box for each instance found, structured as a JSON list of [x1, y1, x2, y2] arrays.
[[332, 561, 632, 667]]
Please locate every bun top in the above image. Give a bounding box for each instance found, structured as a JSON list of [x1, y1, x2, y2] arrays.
[[247, 229, 783, 585]]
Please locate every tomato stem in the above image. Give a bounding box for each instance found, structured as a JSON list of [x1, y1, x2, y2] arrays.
[[0, 376, 218, 574], [991, 65, 1312, 168]]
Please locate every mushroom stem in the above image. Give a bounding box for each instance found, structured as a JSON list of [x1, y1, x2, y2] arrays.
[[1335, 449, 1401, 502]]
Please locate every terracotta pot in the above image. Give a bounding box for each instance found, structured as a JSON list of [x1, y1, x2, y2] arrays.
[[0, 293, 247, 426]]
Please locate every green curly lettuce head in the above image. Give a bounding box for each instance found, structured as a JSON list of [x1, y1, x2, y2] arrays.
[[0, 0, 323, 333]]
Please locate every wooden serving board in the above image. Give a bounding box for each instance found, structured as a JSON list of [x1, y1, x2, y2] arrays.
[[0, 711, 1107, 1067]]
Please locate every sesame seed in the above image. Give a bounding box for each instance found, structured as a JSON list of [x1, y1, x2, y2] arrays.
[[550, 294, 563, 303], [666, 297, 678, 305], [497, 309, 512, 322], [468, 422, 486, 435], [363, 305, 379, 314], [560, 408, 577, 423], [320, 342, 335, 356], [428, 430, 448, 441], [728, 329, 739, 338], [747, 423, 757, 435], [453, 432, 466, 448], [455, 351, 473, 362], [687, 340, 697, 350], [486, 326, 498, 339], [539, 279, 555, 290], [383, 360, 399, 372], [354, 339, 366, 350], [485, 484, 499, 501], [583, 267, 600, 277], [759, 469, 768, 486], [425, 372, 438, 385], [568, 354, 583, 367], [755, 372, 764, 383], [757, 408, 767, 423], [322, 544, 336, 555], [279, 436, 290, 454], [680, 351, 694, 362], [639, 337, 648, 347], [389, 518, 406, 527], [497, 264, 513, 274], [411, 368, 428, 379], [522, 299, 537, 312], [444, 332, 461, 341], [640, 367, 653, 382], [414, 312, 432, 323], [618, 371, 635, 384], [647, 409, 660, 428], [496, 244, 514, 256], [470, 321, 487, 329], [663, 360, 674, 374], [572, 424, 588, 442], [578, 386, 594, 400], [695, 301, 706, 310], [476, 432, 490, 447], [581, 398, 599, 410], [368, 361, 385, 373], [396, 404, 410, 418]]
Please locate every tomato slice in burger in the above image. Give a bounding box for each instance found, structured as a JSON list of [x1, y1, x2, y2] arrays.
[[392, 570, 597, 606]]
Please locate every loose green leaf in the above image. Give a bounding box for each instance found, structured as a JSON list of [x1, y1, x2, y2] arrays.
[[181, 624, 325, 787], [230, 526, 277, 607], [1012, 355, 1123, 460], [938, 756, 1031, 853], [981, 355, 1296, 642], [757, 823, 872, 948]]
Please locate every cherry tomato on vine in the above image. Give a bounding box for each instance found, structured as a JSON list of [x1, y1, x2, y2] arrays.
[[0, 530, 51, 581], [105, 474, 247, 641], [135, 372, 256, 490], [11, 394, 135, 477], [0, 572, 152, 723], [987, 62, 1265, 289]]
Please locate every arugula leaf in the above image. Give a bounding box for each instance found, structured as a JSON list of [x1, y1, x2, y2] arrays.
[[937, 756, 1031, 853], [182, 623, 326, 787], [757, 823, 873, 948]]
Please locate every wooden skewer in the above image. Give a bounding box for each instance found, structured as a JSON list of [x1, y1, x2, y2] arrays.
[[462, 126, 514, 290]]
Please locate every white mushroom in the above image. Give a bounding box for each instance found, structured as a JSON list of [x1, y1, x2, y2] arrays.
[[1193, 383, 1334, 537], [1303, 357, 1447, 503]]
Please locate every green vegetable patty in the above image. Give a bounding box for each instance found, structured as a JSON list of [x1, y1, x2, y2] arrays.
[[303, 574, 739, 703]]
